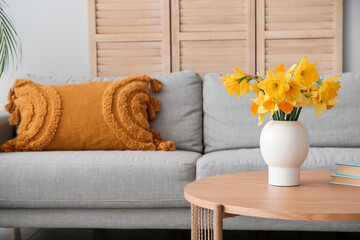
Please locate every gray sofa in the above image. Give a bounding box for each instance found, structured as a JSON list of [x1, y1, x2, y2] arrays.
[[0, 70, 359, 232]]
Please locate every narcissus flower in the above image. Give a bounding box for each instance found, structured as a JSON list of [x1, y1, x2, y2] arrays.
[[250, 102, 259, 116], [293, 56, 319, 89], [250, 82, 261, 96], [258, 94, 279, 117], [251, 92, 269, 125], [285, 89, 308, 108], [258, 70, 290, 103], [319, 75, 341, 105], [221, 73, 243, 99], [274, 64, 285, 73], [221, 68, 251, 99], [312, 75, 341, 117], [233, 67, 245, 76], [278, 101, 294, 114]]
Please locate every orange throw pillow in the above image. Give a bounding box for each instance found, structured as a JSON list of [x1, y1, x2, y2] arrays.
[[1, 75, 175, 152]]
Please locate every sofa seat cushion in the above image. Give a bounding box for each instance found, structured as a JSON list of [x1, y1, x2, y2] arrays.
[[0, 150, 200, 208], [196, 148, 360, 179]]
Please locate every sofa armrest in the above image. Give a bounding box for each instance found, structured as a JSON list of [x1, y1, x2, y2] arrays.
[[0, 110, 15, 144]]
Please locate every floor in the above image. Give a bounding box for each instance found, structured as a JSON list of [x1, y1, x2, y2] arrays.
[[0, 228, 360, 240]]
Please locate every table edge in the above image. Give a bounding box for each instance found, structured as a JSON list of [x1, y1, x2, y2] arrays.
[[184, 171, 360, 222]]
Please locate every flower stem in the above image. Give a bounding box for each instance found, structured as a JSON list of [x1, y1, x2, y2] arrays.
[[273, 111, 279, 121], [287, 108, 297, 121], [295, 107, 302, 121], [292, 108, 297, 121], [280, 110, 285, 121], [272, 113, 277, 121], [286, 113, 290, 121]]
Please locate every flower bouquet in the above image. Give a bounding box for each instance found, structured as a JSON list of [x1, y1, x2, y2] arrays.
[[221, 56, 341, 186], [221, 56, 341, 125]]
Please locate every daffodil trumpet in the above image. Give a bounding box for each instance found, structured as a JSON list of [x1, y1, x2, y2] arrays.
[[221, 57, 341, 125]]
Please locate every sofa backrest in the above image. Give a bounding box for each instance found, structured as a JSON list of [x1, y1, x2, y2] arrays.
[[203, 73, 262, 153], [23, 70, 203, 153], [203, 72, 360, 153]]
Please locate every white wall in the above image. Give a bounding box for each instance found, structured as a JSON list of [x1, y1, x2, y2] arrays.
[[343, 0, 360, 72], [0, 0, 359, 108], [0, 0, 89, 108]]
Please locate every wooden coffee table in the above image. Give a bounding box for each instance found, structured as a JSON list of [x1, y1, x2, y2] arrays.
[[184, 171, 360, 240]]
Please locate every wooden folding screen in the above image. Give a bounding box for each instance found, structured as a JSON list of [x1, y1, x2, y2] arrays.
[[256, 0, 343, 75], [88, 0, 170, 76], [171, 0, 255, 76], [88, 0, 342, 77]]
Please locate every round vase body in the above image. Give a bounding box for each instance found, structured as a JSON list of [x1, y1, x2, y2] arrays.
[[260, 120, 310, 186]]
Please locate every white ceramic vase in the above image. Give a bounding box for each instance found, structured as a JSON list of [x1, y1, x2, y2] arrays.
[[260, 120, 310, 186]]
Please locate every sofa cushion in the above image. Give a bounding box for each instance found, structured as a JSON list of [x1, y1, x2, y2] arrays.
[[0, 110, 14, 145], [203, 73, 262, 153], [0, 150, 201, 208], [2, 76, 175, 152], [196, 148, 360, 179], [23, 70, 203, 152], [203, 72, 360, 153]]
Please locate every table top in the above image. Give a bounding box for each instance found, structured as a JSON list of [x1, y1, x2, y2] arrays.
[[184, 171, 360, 222]]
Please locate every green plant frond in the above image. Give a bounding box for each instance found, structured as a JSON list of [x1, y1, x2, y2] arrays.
[[0, 1, 21, 78]]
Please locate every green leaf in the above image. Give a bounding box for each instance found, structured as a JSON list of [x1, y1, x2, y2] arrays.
[[236, 76, 246, 83], [316, 80, 323, 86], [0, 1, 22, 78]]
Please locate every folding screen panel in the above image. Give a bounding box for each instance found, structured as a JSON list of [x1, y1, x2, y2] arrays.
[[88, 0, 170, 76], [256, 0, 343, 75], [171, 0, 255, 76], [88, 0, 343, 77]]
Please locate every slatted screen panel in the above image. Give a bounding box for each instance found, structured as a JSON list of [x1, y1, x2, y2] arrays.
[[257, 0, 343, 75], [171, 0, 255, 76], [88, 0, 170, 76]]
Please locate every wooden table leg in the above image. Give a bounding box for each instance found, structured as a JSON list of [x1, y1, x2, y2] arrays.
[[191, 204, 197, 240], [12, 228, 21, 240], [213, 205, 223, 240]]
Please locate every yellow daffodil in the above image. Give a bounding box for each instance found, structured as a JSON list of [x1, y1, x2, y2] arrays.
[[221, 74, 241, 98], [259, 94, 279, 117], [258, 114, 265, 125], [314, 99, 326, 117], [251, 102, 259, 116], [314, 96, 340, 116], [221, 68, 251, 99], [312, 75, 341, 117], [274, 64, 285, 73], [293, 56, 319, 89], [240, 80, 251, 97], [250, 82, 261, 96], [286, 64, 297, 77], [263, 99, 275, 112], [274, 63, 306, 94], [303, 83, 320, 107], [319, 75, 341, 105], [274, 64, 306, 101], [251, 92, 268, 125], [251, 92, 265, 113], [258, 70, 290, 103], [233, 67, 245, 76], [278, 101, 294, 114], [285, 89, 307, 108]]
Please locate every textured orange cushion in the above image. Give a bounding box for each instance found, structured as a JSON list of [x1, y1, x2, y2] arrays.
[[1, 75, 175, 152]]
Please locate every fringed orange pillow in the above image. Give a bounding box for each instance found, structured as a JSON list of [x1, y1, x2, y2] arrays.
[[1, 75, 175, 152]]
